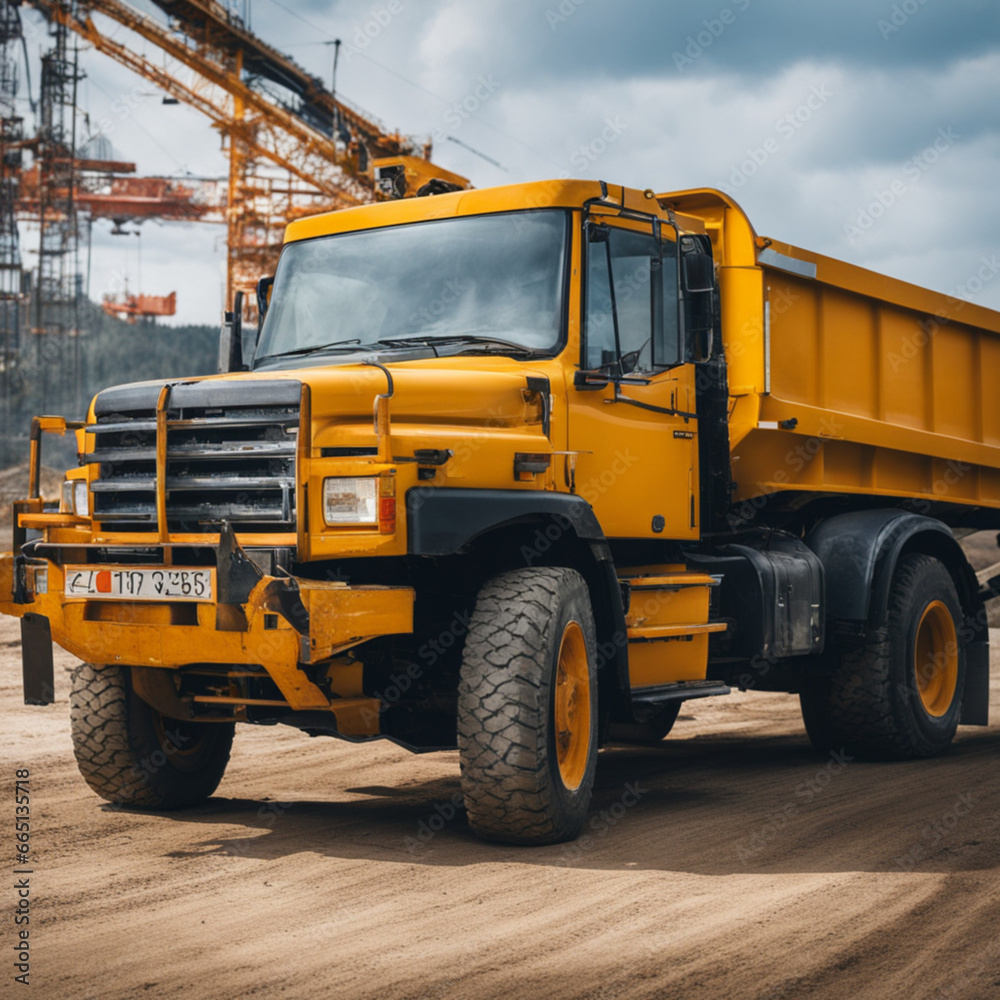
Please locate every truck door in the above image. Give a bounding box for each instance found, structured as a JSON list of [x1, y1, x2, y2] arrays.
[[567, 219, 703, 541]]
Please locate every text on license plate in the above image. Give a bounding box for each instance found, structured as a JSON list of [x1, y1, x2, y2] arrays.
[[64, 566, 214, 601]]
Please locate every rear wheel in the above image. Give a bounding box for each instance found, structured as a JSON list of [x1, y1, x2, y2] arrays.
[[70, 662, 234, 808], [800, 554, 966, 759], [458, 567, 598, 845]]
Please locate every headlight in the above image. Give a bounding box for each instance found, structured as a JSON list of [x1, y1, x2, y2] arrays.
[[73, 481, 90, 517], [323, 477, 378, 525], [28, 566, 47, 595], [61, 480, 90, 516]]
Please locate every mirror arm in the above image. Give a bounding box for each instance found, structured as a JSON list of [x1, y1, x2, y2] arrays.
[[604, 239, 623, 378], [606, 381, 698, 419], [574, 370, 653, 391], [677, 244, 687, 363]]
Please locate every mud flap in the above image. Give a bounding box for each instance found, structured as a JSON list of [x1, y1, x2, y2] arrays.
[[960, 637, 989, 726], [21, 613, 54, 706]]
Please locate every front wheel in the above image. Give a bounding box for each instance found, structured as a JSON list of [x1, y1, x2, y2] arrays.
[[800, 554, 966, 759], [70, 662, 234, 808], [457, 567, 599, 845]]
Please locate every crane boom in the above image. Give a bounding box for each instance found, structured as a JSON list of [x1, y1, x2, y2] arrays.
[[25, 0, 466, 311], [31, 0, 370, 200]]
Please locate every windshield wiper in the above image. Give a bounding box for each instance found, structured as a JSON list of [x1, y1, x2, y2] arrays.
[[258, 335, 538, 367], [374, 335, 536, 356], [256, 339, 362, 363]]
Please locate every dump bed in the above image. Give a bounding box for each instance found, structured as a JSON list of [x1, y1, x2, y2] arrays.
[[662, 189, 1000, 517]]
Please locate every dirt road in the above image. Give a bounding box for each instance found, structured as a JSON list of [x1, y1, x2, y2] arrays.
[[3, 611, 999, 1000]]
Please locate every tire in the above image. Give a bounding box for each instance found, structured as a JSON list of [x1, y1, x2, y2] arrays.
[[800, 554, 966, 760], [457, 567, 599, 845], [70, 662, 234, 809]]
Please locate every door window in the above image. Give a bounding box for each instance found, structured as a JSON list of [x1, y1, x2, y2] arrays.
[[584, 225, 679, 373]]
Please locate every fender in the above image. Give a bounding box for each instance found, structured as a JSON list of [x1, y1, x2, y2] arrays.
[[805, 509, 988, 725], [405, 488, 605, 554], [405, 488, 631, 724]]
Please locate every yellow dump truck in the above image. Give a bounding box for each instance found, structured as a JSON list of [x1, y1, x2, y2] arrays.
[[3, 179, 998, 844]]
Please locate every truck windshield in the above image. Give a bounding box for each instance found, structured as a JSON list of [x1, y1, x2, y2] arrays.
[[254, 209, 569, 364]]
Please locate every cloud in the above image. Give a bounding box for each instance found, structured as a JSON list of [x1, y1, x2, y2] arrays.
[[14, 0, 1000, 324], [392, 0, 1000, 89], [400, 52, 1000, 308]]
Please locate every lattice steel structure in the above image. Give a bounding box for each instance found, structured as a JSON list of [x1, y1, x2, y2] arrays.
[[0, 0, 25, 435], [34, 15, 82, 341], [30, 0, 454, 315]]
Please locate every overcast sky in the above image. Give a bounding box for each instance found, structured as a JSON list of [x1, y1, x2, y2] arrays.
[[14, 0, 1000, 325]]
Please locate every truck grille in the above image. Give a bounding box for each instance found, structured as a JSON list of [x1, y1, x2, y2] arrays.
[[87, 379, 302, 533]]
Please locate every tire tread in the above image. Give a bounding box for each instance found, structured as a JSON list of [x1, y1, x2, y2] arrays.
[[70, 662, 233, 808], [458, 567, 596, 845], [801, 553, 964, 759]]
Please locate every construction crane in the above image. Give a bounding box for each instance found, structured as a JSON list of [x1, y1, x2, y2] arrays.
[[0, 0, 25, 434], [17, 161, 225, 227], [27, 0, 468, 313], [103, 290, 177, 322], [0, 0, 467, 448], [0, 0, 87, 411]]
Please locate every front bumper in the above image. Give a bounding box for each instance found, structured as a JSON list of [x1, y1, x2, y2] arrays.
[[1, 550, 414, 731]]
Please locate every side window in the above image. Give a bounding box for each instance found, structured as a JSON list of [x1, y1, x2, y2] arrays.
[[585, 239, 615, 370], [584, 225, 680, 372], [658, 240, 679, 364]]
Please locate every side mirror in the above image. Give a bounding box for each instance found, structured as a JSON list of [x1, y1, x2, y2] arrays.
[[682, 250, 716, 362], [683, 252, 714, 293], [218, 290, 246, 373], [573, 369, 610, 391]]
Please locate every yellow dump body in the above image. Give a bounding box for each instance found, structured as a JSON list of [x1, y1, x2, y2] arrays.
[[664, 189, 1000, 514]]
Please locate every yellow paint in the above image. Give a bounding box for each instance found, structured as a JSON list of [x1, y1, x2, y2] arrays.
[[0, 554, 411, 720], [914, 600, 959, 717], [656, 188, 1000, 508], [554, 620, 591, 790], [622, 571, 724, 688], [18, 513, 88, 530], [296, 580, 414, 664]]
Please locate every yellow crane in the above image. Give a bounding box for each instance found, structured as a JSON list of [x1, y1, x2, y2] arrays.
[[28, 0, 467, 311]]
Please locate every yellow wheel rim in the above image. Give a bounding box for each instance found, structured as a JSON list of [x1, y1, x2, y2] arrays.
[[914, 600, 959, 717], [554, 621, 591, 791], [151, 712, 205, 762]]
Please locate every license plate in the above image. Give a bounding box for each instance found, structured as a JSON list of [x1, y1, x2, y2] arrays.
[[64, 566, 214, 602]]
